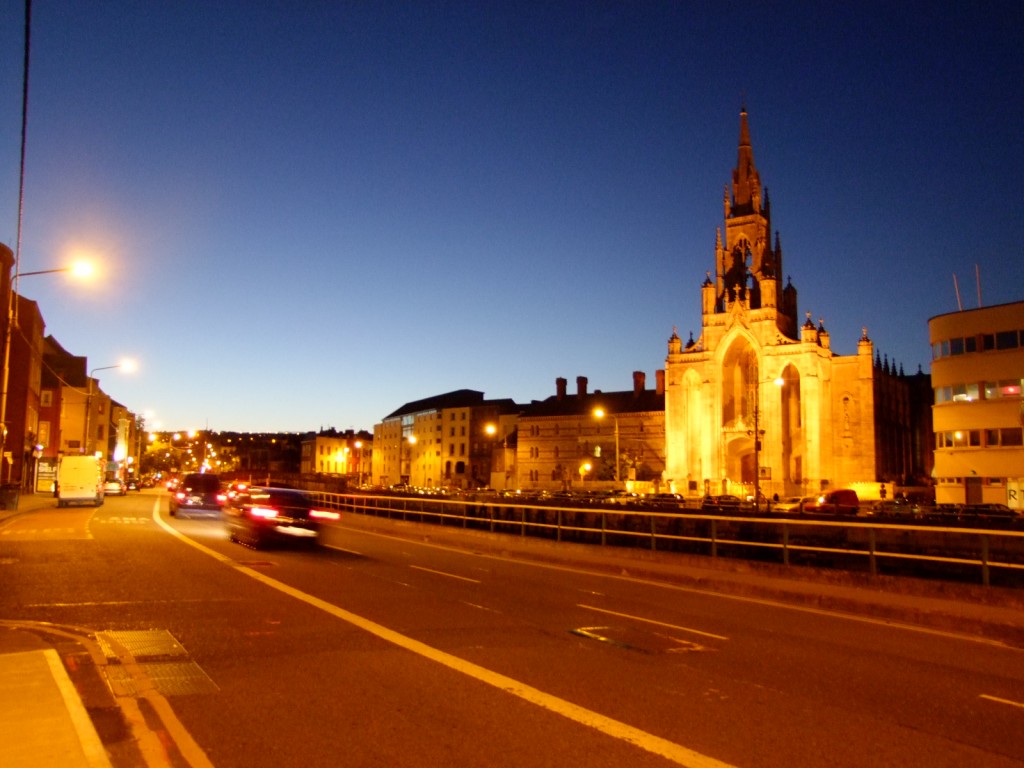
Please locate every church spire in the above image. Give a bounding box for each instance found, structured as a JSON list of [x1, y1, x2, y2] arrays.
[[731, 106, 761, 216]]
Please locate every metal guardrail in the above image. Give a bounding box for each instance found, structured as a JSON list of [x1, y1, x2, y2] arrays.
[[311, 492, 1024, 588]]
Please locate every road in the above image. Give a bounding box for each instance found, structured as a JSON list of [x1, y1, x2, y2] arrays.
[[1, 490, 1022, 767]]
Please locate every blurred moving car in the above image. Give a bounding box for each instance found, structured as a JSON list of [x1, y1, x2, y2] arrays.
[[802, 488, 860, 515], [169, 473, 225, 516], [223, 487, 340, 548]]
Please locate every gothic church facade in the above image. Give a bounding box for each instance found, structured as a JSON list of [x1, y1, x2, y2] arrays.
[[664, 109, 928, 500]]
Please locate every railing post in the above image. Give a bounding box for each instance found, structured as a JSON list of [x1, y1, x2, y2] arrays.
[[869, 528, 877, 577], [981, 534, 990, 587], [601, 510, 607, 547], [710, 518, 717, 559], [557, 508, 562, 542], [489, 505, 495, 533], [650, 514, 657, 551], [782, 523, 789, 566], [521, 506, 526, 537]]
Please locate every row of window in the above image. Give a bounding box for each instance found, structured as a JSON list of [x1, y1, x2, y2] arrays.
[[934, 379, 1022, 403], [935, 427, 1024, 448], [933, 329, 1024, 359]]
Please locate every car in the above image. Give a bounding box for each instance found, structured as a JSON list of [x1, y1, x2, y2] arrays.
[[646, 492, 684, 509], [700, 494, 743, 513], [802, 488, 860, 515], [169, 473, 225, 516], [223, 487, 340, 548], [773, 496, 812, 514], [103, 478, 126, 496]]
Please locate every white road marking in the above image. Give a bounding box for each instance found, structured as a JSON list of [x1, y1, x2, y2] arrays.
[[578, 604, 729, 641], [410, 564, 481, 583], [154, 503, 735, 768], [340, 524, 1021, 651]]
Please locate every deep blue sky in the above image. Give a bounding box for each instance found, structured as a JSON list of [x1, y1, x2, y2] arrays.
[[1, 2, 1021, 433]]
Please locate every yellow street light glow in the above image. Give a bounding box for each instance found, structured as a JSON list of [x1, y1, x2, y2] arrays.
[[485, 423, 496, 436], [70, 260, 95, 279], [593, 408, 606, 419]]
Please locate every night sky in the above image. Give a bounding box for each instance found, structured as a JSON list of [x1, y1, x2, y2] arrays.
[[1, 1, 1021, 432]]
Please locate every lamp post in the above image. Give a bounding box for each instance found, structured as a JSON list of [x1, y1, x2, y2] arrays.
[[593, 407, 620, 484], [748, 373, 785, 513], [84, 360, 135, 457], [354, 440, 363, 487], [0, 261, 97, 474], [402, 434, 416, 486]]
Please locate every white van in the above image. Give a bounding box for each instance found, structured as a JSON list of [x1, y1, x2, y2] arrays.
[[56, 455, 105, 507]]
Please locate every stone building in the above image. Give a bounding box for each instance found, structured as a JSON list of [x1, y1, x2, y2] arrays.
[[664, 108, 929, 501], [516, 373, 665, 492]]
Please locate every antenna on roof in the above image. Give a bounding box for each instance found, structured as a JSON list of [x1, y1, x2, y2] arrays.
[[953, 273, 963, 311], [975, 263, 982, 308]]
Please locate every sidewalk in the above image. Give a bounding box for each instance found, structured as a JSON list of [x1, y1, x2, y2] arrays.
[[0, 492, 113, 767], [0, 649, 111, 768]]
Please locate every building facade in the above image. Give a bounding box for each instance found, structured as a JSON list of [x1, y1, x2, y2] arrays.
[[516, 373, 665, 492], [930, 301, 1024, 507], [300, 429, 373, 484], [664, 109, 928, 501], [372, 390, 519, 489]]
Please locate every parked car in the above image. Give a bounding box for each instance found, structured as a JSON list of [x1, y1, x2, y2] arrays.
[[169, 473, 225, 516], [700, 494, 743, 513], [773, 496, 812, 514], [646, 492, 684, 509], [223, 487, 340, 548], [802, 489, 860, 515]]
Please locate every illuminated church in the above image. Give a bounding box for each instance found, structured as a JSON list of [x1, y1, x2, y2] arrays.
[[664, 109, 930, 500]]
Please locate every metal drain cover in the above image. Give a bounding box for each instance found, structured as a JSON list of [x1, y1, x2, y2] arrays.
[[104, 661, 219, 696], [98, 629, 187, 661]]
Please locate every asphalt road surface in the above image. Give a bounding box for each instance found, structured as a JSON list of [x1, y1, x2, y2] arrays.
[[2, 491, 1022, 767]]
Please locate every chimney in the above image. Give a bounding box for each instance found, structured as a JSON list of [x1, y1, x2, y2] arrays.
[[655, 369, 665, 395], [556, 377, 567, 400], [632, 371, 646, 396], [576, 376, 588, 397]]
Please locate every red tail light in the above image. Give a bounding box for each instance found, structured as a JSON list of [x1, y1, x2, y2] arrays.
[[309, 509, 340, 521], [216, 493, 227, 503], [250, 506, 279, 519], [175, 491, 185, 500]]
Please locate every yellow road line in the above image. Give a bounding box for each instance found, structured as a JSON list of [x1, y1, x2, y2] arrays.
[[979, 694, 1024, 709]]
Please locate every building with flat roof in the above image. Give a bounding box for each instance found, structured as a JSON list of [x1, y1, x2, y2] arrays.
[[930, 301, 1024, 507]]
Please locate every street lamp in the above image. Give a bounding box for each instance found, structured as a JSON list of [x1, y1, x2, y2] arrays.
[[402, 434, 417, 485], [749, 374, 785, 513], [84, 360, 136, 457], [579, 462, 592, 486], [593, 407, 620, 484], [0, 258, 98, 473]]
